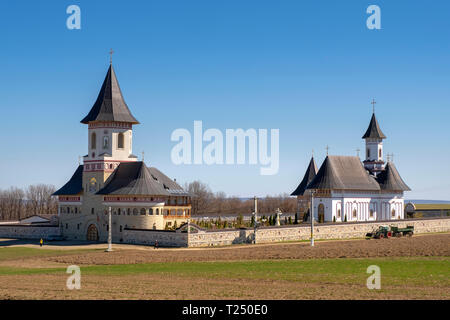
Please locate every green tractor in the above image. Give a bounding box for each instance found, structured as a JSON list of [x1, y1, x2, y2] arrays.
[[366, 225, 414, 239], [366, 226, 392, 239]]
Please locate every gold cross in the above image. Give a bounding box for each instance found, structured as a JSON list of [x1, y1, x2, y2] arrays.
[[109, 48, 114, 64], [371, 99, 376, 113]]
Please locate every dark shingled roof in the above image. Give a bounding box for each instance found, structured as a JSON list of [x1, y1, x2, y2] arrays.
[[362, 113, 386, 139], [306, 156, 380, 191], [97, 162, 190, 196], [53, 165, 84, 196], [376, 162, 411, 191], [291, 157, 318, 196], [81, 65, 139, 124]]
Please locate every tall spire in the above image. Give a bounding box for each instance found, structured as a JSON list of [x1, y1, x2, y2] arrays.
[[291, 156, 318, 196], [81, 64, 139, 124], [362, 113, 386, 139]]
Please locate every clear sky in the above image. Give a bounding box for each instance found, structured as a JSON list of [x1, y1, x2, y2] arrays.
[[0, 0, 449, 200]]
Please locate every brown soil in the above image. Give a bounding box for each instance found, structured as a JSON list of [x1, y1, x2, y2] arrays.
[[47, 233, 450, 266], [0, 273, 447, 300]]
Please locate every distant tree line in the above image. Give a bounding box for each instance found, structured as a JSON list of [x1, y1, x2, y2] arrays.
[[183, 181, 296, 216], [0, 184, 57, 221]]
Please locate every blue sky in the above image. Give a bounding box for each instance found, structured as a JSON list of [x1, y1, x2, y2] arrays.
[[0, 0, 449, 200]]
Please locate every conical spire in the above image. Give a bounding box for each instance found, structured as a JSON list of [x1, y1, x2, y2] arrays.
[[291, 157, 318, 196], [362, 113, 386, 139], [376, 162, 410, 191], [81, 64, 139, 124]]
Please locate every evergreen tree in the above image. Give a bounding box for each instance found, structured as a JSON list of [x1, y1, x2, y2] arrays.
[[288, 216, 292, 224], [294, 213, 298, 224]]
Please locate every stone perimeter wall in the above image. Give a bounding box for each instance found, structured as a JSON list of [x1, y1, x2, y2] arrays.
[[188, 218, 450, 247], [0, 218, 449, 247], [122, 228, 188, 247], [0, 225, 60, 240]]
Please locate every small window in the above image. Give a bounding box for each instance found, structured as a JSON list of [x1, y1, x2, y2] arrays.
[[118, 132, 124, 149], [118, 208, 121, 215], [149, 208, 153, 215], [337, 209, 341, 218], [140, 208, 146, 215], [133, 208, 138, 215], [379, 149, 382, 158], [352, 209, 357, 218], [66, 223, 68, 229], [119, 225, 123, 232], [392, 209, 396, 217], [156, 208, 160, 215], [91, 132, 97, 149], [127, 208, 131, 215], [103, 136, 109, 149], [366, 149, 370, 159], [91, 208, 94, 215], [370, 209, 374, 217]]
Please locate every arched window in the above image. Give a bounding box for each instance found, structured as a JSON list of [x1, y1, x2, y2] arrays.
[[370, 209, 374, 217], [118, 132, 124, 149], [392, 209, 396, 217], [352, 209, 357, 218], [156, 208, 160, 215], [140, 208, 146, 215], [366, 148, 370, 159], [103, 136, 109, 149], [318, 204, 325, 223], [127, 208, 131, 215], [118, 208, 121, 215], [379, 149, 382, 158], [149, 208, 153, 215], [91, 132, 96, 149], [337, 209, 341, 218], [133, 208, 138, 215]]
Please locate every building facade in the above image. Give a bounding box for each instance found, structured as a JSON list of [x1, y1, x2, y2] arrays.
[[292, 111, 410, 223], [54, 63, 191, 241]]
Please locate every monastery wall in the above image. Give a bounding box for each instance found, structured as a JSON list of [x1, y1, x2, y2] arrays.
[[122, 228, 188, 247], [0, 218, 448, 247], [0, 224, 60, 240], [187, 217, 450, 247]]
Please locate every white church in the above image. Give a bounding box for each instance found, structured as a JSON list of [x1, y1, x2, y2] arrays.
[[291, 109, 410, 223]]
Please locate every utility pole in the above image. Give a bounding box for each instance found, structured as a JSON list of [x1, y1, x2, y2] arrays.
[[253, 196, 258, 244], [106, 206, 113, 252], [311, 191, 315, 247]]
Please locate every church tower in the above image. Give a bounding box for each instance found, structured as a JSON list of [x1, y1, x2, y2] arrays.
[[80, 63, 139, 194], [362, 110, 386, 176]]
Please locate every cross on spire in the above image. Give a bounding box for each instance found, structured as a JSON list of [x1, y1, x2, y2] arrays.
[[371, 98, 376, 113], [325, 145, 330, 156], [142, 151, 145, 162], [109, 48, 114, 64], [356, 148, 360, 157]]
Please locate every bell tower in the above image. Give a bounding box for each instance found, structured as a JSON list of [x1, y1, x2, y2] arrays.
[[362, 100, 386, 176], [80, 61, 139, 192]]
